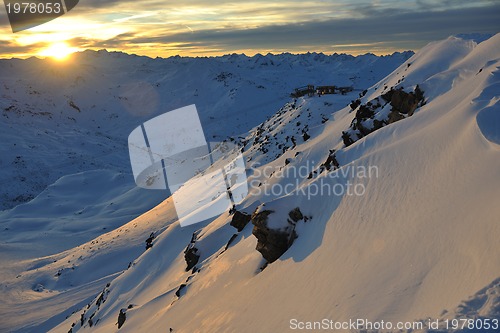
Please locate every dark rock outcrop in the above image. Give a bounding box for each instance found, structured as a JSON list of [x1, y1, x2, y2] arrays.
[[251, 208, 304, 263], [230, 211, 251, 232], [69, 101, 81, 112], [321, 150, 340, 171], [145, 232, 155, 250], [343, 85, 425, 147], [382, 86, 423, 120], [288, 207, 304, 223], [350, 99, 361, 110], [342, 131, 355, 147], [117, 309, 126, 329], [184, 246, 200, 271]]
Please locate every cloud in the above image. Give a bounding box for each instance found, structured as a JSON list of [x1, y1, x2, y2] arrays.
[[0, 0, 499, 57], [91, 3, 500, 55], [0, 39, 48, 56]]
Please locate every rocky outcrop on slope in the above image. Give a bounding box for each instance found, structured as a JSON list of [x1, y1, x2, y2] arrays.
[[251, 207, 304, 263], [343, 85, 425, 146], [184, 247, 200, 272], [184, 231, 201, 271]]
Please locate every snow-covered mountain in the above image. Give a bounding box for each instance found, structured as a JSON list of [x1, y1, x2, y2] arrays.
[[0, 50, 412, 212], [0, 49, 413, 332], [1, 34, 499, 333]]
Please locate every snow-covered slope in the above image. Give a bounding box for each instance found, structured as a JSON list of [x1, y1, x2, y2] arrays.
[[2, 34, 499, 333], [0, 50, 413, 332]]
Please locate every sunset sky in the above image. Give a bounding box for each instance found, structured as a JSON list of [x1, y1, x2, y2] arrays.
[[0, 0, 499, 59]]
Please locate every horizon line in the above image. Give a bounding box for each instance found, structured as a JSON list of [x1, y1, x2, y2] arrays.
[[0, 47, 417, 61]]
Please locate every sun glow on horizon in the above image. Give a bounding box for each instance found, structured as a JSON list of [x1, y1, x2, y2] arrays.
[[39, 42, 77, 61], [0, 1, 496, 59]]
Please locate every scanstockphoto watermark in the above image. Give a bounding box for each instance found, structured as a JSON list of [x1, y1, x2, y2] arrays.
[[290, 318, 425, 331], [248, 161, 379, 200], [289, 318, 499, 331]]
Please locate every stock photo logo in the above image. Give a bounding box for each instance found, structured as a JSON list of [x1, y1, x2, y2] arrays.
[[4, 0, 79, 32], [128, 105, 249, 227]]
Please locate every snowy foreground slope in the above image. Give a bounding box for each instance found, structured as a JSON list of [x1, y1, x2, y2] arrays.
[[1, 35, 499, 333]]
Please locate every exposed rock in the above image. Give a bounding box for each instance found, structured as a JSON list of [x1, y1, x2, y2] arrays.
[[251, 208, 303, 263], [184, 246, 200, 271], [230, 211, 251, 232], [343, 85, 425, 146], [350, 99, 361, 110], [388, 110, 405, 123], [383, 88, 421, 117], [117, 309, 126, 329], [145, 232, 155, 250], [342, 131, 354, 147], [355, 104, 374, 121], [321, 150, 340, 171], [68, 101, 81, 112], [96, 291, 104, 307], [372, 119, 385, 131], [288, 207, 304, 222]]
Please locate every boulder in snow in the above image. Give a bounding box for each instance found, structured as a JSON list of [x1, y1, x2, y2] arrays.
[[251, 207, 303, 263]]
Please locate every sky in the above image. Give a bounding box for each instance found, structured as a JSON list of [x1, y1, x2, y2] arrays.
[[0, 0, 499, 59]]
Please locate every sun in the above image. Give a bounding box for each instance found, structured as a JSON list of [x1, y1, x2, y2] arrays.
[[40, 42, 76, 61]]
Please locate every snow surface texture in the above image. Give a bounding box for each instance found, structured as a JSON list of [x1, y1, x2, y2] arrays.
[[1, 35, 499, 333]]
